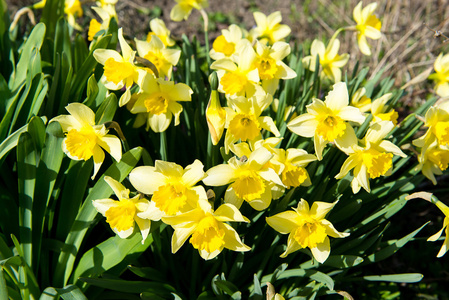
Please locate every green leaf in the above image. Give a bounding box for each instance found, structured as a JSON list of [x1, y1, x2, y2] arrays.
[[41, 285, 87, 300], [0, 267, 8, 300], [127, 266, 166, 282], [363, 273, 423, 283], [78, 278, 175, 295], [322, 255, 364, 269], [53, 147, 143, 287], [82, 75, 99, 107], [40, 0, 64, 41], [95, 93, 117, 124]]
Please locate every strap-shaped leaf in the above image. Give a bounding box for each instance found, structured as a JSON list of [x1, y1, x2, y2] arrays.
[[363, 273, 423, 283]]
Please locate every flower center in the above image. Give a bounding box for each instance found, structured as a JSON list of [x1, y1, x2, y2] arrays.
[[362, 149, 393, 179], [434, 121, 449, 145], [228, 113, 260, 141], [232, 170, 265, 201], [64, 129, 98, 160], [212, 35, 235, 57], [428, 148, 449, 171], [293, 219, 327, 249], [190, 214, 225, 253], [152, 183, 187, 215], [144, 93, 169, 115], [254, 57, 278, 80], [316, 114, 347, 141], [88, 19, 101, 41], [104, 199, 136, 232], [281, 164, 308, 189], [103, 58, 136, 85], [220, 72, 247, 95]]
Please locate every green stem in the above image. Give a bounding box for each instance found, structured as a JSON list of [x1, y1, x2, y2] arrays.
[[159, 131, 168, 161]]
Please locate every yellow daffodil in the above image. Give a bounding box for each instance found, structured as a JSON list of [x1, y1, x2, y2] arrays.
[[128, 74, 193, 132], [253, 41, 297, 95], [302, 38, 349, 83], [206, 73, 226, 145], [429, 52, 449, 97], [170, 0, 208, 22], [64, 0, 83, 31], [203, 147, 284, 211], [352, 1, 382, 56], [210, 24, 245, 61], [371, 93, 398, 125], [129, 159, 207, 216], [88, 6, 115, 41], [413, 101, 449, 148], [266, 199, 349, 263], [93, 28, 140, 93], [211, 40, 263, 97], [224, 93, 280, 153], [275, 148, 317, 190], [146, 18, 175, 47], [249, 11, 291, 45], [428, 199, 449, 257], [162, 199, 250, 260], [350, 87, 372, 113], [92, 176, 159, 243], [335, 121, 406, 193], [287, 82, 366, 160], [415, 139, 449, 185], [50, 103, 122, 179], [135, 35, 181, 79]]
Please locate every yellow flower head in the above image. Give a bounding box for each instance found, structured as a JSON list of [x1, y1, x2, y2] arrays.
[[352, 1, 382, 56], [146, 18, 175, 47], [65, 0, 83, 31], [335, 121, 406, 193], [371, 93, 398, 126], [129, 159, 207, 216], [88, 6, 115, 41], [210, 24, 245, 61], [224, 93, 280, 154], [302, 39, 349, 83], [413, 101, 449, 148], [350, 87, 372, 113], [429, 52, 449, 97], [50, 103, 122, 179], [415, 139, 449, 185], [266, 199, 349, 263], [275, 148, 317, 189], [249, 11, 291, 45], [428, 199, 449, 257], [287, 82, 366, 160], [92, 176, 160, 243], [203, 146, 284, 211], [129, 74, 193, 132], [170, 0, 209, 22], [162, 199, 250, 260]]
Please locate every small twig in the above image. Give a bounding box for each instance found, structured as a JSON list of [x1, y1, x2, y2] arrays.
[[423, 22, 449, 42], [10, 7, 36, 32]]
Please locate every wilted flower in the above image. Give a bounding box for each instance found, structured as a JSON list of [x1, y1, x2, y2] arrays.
[[266, 199, 349, 263]]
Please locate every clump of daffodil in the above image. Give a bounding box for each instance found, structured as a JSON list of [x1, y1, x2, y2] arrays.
[[50, 103, 122, 179], [94, 28, 143, 105], [350, 87, 372, 113], [206, 72, 226, 145], [129, 159, 207, 216], [92, 176, 160, 244], [287, 82, 366, 160], [302, 38, 349, 83], [210, 24, 245, 61], [350, 1, 382, 56], [335, 121, 406, 193], [249, 11, 291, 45], [266, 199, 349, 263], [135, 35, 181, 79], [415, 139, 449, 185], [127, 74, 193, 132], [370, 93, 398, 125], [162, 199, 251, 260], [253, 40, 297, 94], [170, 0, 208, 22], [429, 52, 449, 97], [211, 40, 263, 98], [224, 92, 280, 154], [146, 18, 175, 47], [203, 147, 284, 211], [88, 6, 115, 41]]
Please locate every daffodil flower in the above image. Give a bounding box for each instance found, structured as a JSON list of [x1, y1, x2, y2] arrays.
[[88, 6, 115, 41], [350, 87, 372, 113], [65, 0, 83, 31], [266, 199, 349, 263], [428, 199, 449, 257], [275, 148, 317, 190], [335, 121, 406, 193], [224, 93, 280, 154], [146, 18, 175, 47], [50, 103, 122, 179], [203, 146, 284, 211], [413, 101, 449, 148], [253, 41, 297, 95], [415, 139, 449, 185], [170, 0, 208, 22], [371, 93, 398, 125], [92, 176, 160, 244], [429, 52, 449, 97], [302, 39, 349, 83], [206, 73, 226, 145], [352, 1, 382, 56], [162, 199, 250, 260], [128, 74, 193, 132], [129, 159, 207, 216], [287, 82, 366, 160], [210, 24, 245, 61], [249, 11, 291, 45], [211, 40, 263, 98]]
